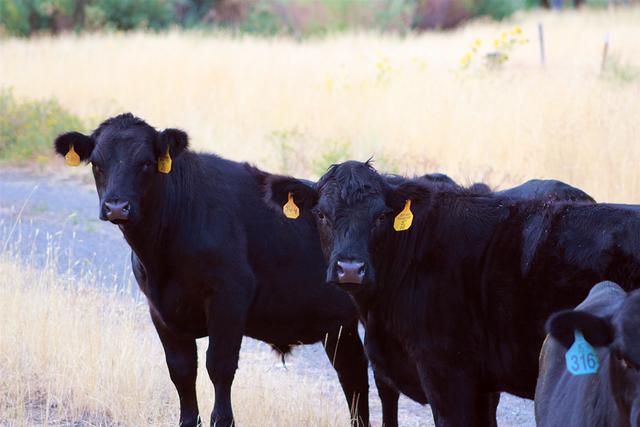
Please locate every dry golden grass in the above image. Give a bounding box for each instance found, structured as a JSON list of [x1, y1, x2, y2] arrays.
[[1, 8, 640, 201], [0, 253, 347, 426]]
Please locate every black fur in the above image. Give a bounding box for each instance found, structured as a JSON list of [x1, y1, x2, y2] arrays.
[[421, 173, 456, 186], [546, 310, 614, 348], [156, 127, 189, 158], [54, 131, 95, 161], [468, 182, 492, 194], [261, 173, 319, 212], [496, 178, 596, 203], [52, 115, 391, 427], [260, 161, 636, 427]]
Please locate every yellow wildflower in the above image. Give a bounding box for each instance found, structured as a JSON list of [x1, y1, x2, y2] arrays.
[[325, 77, 334, 94], [460, 52, 472, 68]]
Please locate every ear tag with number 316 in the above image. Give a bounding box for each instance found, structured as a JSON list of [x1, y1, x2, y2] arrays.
[[565, 330, 599, 376]]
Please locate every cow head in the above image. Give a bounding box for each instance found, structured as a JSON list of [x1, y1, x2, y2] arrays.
[[263, 161, 425, 293], [547, 289, 640, 425], [54, 113, 188, 225]]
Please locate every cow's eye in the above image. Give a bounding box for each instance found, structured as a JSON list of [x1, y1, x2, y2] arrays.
[[615, 352, 640, 371], [622, 357, 639, 371], [315, 210, 329, 224], [375, 212, 390, 227]]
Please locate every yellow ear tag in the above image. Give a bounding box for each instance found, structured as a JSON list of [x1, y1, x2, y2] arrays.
[[157, 146, 172, 174], [65, 144, 81, 166], [393, 200, 413, 231], [283, 192, 300, 219]]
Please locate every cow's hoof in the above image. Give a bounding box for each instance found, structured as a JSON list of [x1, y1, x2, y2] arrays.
[[210, 415, 234, 427], [179, 415, 201, 427]]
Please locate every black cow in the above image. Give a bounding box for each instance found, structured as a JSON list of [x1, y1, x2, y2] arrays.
[[408, 174, 594, 204], [495, 179, 596, 203], [52, 115, 394, 427], [422, 173, 457, 186], [386, 172, 455, 187], [418, 176, 595, 203], [261, 160, 640, 426], [536, 281, 640, 426]]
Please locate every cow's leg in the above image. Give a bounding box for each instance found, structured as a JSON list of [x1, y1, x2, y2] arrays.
[[151, 311, 200, 427], [362, 312, 400, 426], [323, 322, 370, 426], [417, 362, 494, 427], [374, 371, 399, 427], [484, 392, 500, 427], [204, 282, 251, 427]]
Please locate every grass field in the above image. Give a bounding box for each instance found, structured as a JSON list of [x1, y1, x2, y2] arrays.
[[0, 250, 347, 426], [2, 8, 640, 201]]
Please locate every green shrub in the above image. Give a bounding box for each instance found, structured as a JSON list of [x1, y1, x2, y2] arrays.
[[374, 0, 413, 32], [0, 0, 545, 37], [239, 2, 289, 36], [268, 127, 306, 174], [585, 0, 608, 7], [0, 0, 174, 35], [91, 0, 174, 30], [475, 0, 526, 20], [175, 0, 216, 28], [0, 1, 31, 36], [311, 139, 351, 177], [0, 0, 81, 36], [375, 153, 401, 175], [604, 54, 639, 84], [0, 89, 85, 161]]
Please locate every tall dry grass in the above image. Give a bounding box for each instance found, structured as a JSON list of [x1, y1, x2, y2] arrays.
[[0, 252, 347, 426], [1, 8, 640, 200]]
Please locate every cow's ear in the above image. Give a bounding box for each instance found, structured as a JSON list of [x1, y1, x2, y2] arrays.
[[547, 310, 614, 349], [157, 128, 189, 159], [263, 174, 318, 217], [54, 131, 95, 164], [385, 180, 430, 211]]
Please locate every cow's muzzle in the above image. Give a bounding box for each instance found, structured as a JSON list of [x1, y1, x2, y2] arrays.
[[102, 200, 130, 223], [336, 260, 366, 285]]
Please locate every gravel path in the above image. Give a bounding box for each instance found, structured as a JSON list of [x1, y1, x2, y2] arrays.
[[0, 167, 535, 426]]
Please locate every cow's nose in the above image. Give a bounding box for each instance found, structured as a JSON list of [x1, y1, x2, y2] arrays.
[[336, 261, 366, 284], [103, 200, 130, 222]]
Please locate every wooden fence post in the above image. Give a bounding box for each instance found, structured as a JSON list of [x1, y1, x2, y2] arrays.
[[538, 23, 545, 67]]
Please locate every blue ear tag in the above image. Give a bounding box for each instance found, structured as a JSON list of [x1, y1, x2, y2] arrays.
[[565, 330, 600, 375]]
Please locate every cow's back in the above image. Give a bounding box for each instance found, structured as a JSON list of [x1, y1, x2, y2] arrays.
[[496, 179, 595, 203], [493, 202, 640, 393]]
